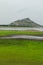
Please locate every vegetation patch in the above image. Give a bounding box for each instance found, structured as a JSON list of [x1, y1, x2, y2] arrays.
[[0, 30, 43, 36], [0, 39, 43, 65]]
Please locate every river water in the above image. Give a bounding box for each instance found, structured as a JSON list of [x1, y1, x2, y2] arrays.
[[0, 35, 43, 40], [0, 27, 43, 31]]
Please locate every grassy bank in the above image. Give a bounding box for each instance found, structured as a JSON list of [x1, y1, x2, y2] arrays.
[[0, 39, 43, 65], [0, 30, 43, 36]]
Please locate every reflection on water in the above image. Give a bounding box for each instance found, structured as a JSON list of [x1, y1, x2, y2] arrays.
[[0, 27, 43, 31], [0, 35, 43, 40]]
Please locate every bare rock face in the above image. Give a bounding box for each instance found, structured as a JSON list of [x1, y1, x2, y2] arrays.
[[9, 18, 41, 27]]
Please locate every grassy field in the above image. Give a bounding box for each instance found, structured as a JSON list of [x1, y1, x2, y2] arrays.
[[0, 30, 43, 36], [0, 39, 43, 65]]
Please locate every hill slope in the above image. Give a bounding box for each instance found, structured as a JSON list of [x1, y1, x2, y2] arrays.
[[9, 18, 41, 27]]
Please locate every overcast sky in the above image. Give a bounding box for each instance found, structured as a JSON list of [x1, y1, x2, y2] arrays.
[[0, 0, 43, 25]]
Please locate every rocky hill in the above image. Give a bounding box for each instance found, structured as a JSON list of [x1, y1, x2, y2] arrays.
[[9, 18, 42, 27]]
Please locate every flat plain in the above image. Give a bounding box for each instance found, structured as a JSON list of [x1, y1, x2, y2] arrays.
[[0, 39, 43, 65], [0, 30, 43, 36], [0, 30, 43, 65]]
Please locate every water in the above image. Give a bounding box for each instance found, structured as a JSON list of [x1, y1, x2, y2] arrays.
[[0, 35, 43, 40], [0, 27, 43, 31]]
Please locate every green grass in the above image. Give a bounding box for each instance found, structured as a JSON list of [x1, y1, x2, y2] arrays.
[[0, 30, 43, 36], [0, 39, 43, 65]]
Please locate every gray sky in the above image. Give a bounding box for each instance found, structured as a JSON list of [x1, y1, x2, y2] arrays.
[[0, 0, 43, 25]]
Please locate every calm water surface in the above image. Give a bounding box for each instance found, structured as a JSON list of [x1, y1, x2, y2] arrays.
[[0, 27, 43, 31]]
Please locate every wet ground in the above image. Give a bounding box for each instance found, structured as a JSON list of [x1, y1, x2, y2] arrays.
[[0, 27, 43, 40]]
